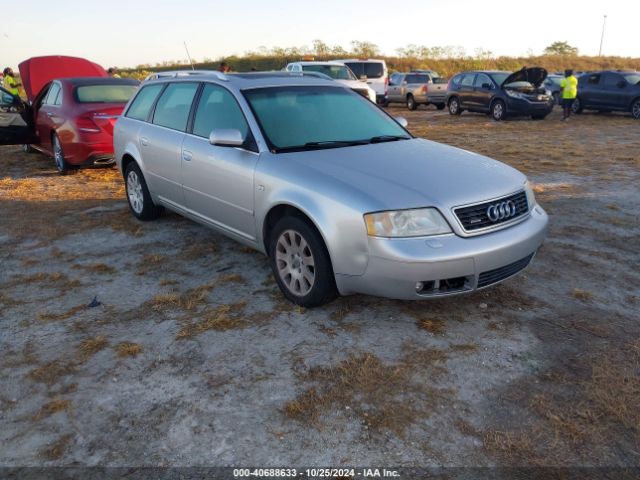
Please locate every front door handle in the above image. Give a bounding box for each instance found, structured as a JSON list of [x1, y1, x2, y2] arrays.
[[140, 137, 149, 146], [182, 150, 193, 161]]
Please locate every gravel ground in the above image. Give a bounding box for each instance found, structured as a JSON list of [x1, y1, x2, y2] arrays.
[[0, 107, 638, 469]]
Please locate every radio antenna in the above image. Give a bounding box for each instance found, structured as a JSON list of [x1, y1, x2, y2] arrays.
[[184, 41, 195, 70]]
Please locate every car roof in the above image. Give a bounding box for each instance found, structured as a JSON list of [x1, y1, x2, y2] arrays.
[[289, 61, 345, 66], [144, 71, 339, 90], [458, 70, 510, 75]]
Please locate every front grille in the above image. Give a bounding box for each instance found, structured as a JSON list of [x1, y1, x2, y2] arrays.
[[454, 191, 528, 232], [352, 88, 370, 99], [477, 253, 534, 288]]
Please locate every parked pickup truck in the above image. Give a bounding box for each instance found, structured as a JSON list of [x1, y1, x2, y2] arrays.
[[386, 71, 448, 110]]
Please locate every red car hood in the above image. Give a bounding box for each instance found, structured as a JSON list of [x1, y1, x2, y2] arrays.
[[18, 56, 107, 102]]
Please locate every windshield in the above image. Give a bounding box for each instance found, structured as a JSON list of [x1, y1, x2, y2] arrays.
[[547, 76, 563, 85], [75, 84, 138, 103], [488, 73, 510, 85], [302, 65, 357, 81], [623, 73, 640, 85], [243, 86, 409, 152]]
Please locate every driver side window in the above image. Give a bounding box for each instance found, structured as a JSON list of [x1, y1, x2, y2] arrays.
[[43, 83, 61, 105], [474, 74, 492, 89]]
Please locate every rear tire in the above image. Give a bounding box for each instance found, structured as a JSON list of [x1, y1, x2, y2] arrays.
[[552, 92, 560, 106], [407, 95, 417, 111], [631, 99, 640, 119], [268, 216, 338, 308], [491, 100, 506, 121], [572, 97, 583, 114], [448, 97, 461, 115], [52, 134, 70, 174], [124, 162, 161, 221], [22, 144, 36, 154]]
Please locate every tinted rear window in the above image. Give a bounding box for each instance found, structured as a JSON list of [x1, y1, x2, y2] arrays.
[[126, 84, 164, 121], [76, 85, 137, 103], [345, 62, 384, 79], [405, 74, 429, 84]]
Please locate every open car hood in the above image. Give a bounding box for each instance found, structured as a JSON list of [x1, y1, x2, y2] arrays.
[[18, 56, 107, 102], [502, 67, 548, 88]]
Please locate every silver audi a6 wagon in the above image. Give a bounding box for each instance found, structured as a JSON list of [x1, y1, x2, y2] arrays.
[[114, 71, 548, 307]]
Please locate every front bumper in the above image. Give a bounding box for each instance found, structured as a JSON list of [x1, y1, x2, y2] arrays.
[[505, 97, 553, 116], [335, 205, 548, 299]]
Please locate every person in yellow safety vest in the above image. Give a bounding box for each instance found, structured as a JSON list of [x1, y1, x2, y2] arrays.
[[2, 67, 21, 96], [559, 69, 578, 121]]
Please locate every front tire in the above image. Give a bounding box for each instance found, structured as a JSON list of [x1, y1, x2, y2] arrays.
[[407, 95, 417, 111], [269, 216, 337, 308], [631, 99, 640, 119], [124, 162, 161, 221], [491, 100, 506, 121], [52, 134, 70, 174], [448, 97, 461, 115]]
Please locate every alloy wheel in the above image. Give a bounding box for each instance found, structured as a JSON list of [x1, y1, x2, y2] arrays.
[[275, 229, 315, 297], [632, 100, 640, 119], [53, 137, 64, 171], [572, 98, 581, 114], [449, 99, 459, 114], [493, 102, 504, 120], [127, 170, 144, 214]]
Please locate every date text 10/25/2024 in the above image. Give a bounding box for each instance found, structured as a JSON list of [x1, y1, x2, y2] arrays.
[[233, 468, 401, 478]]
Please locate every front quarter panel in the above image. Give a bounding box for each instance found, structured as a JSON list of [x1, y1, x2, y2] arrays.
[[255, 154, 372, 276]]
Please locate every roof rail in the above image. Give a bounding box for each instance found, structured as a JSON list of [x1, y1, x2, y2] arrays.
[[143, 70, 228, 82]]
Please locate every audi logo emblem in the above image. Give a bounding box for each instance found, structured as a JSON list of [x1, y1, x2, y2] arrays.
[[486, 200, 517, 222]]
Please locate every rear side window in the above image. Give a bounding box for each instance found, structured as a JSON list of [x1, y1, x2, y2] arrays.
[[44, 83, 61, 105], [586, 74, 601, 85], [152, 82, 199, 132], [603, 73, 622, 87], [126, 84, 164, 121], [461, 74, 475, 87], [406, 74, 428, 84], [192, 84, 249, 139]]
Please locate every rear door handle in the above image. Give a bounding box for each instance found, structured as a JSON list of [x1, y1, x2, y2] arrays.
[[182, 150, 193, 161], [140, 137, 149, 146], [46, 112, 54, 117]]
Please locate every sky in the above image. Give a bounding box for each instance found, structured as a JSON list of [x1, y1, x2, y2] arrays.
[[4, 0, 639, 69]]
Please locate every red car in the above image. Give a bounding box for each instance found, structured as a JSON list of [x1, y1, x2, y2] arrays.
[[0, 55, 139, 173]]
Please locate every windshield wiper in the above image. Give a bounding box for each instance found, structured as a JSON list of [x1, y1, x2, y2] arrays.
[[273, 140, 368, 153], [368, 135, 410, 143]]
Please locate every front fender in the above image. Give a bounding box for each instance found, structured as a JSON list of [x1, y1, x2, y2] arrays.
[[256, 186, 370, 276]]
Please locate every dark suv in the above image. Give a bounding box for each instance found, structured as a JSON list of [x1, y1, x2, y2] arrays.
[[446, 68, 554, 121], [573, 70, 640, 119]]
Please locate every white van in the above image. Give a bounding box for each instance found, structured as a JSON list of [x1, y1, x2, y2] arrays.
[[332, 59, 388, 104]]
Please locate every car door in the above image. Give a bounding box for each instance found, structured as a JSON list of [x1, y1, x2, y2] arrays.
[[35, 82, 63, 153], [581, 73, 601, 108], [181, 83, 259, 240], [600, 73, 627, 110], [140, 81, 199, 209], [472, 73, 493, 111], [0, 87, 37, 145], [387, 74, 404, 102], [458, 74, 476, 108]]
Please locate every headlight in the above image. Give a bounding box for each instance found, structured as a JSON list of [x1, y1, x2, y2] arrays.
[[364, 208, 452, 237], [505, 89, 523, 99], [524, 180, 537, 208]]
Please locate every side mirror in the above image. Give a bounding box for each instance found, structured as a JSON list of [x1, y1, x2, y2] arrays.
[[209, 128, 244, 147], [481, 83, 492, 90], [617, 80, 626, 88], [394, 116, 408, 128]]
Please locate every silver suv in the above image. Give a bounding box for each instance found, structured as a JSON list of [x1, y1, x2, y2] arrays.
[[114, 72, 548, 307]]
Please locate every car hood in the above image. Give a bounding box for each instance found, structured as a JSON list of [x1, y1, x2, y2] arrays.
[[18, 56, 107, 102], [281, 138, 527, 212], [502, 67, 547, 88]]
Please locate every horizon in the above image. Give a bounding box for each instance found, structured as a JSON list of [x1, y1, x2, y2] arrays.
[[5, 0, 639, 69]]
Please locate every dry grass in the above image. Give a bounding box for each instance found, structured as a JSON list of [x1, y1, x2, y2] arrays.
[[33, 399, 71, 421], [38, 304, 87, 322], [42, 434, 74, 460], [29, 360, 76, 385], [572, 288, 593, 301], [176, 301, 248, 339], [181, 242, 218, 260], [449, 343, 479, 353], [115, 342, 143, 358], [150, 274, 246, 312], [73, 262, 116, 275], [417, 318, 446, 335], [283, 348, 450, 435], [10, 272, 81, 293], [78, 336, 108, 360]]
